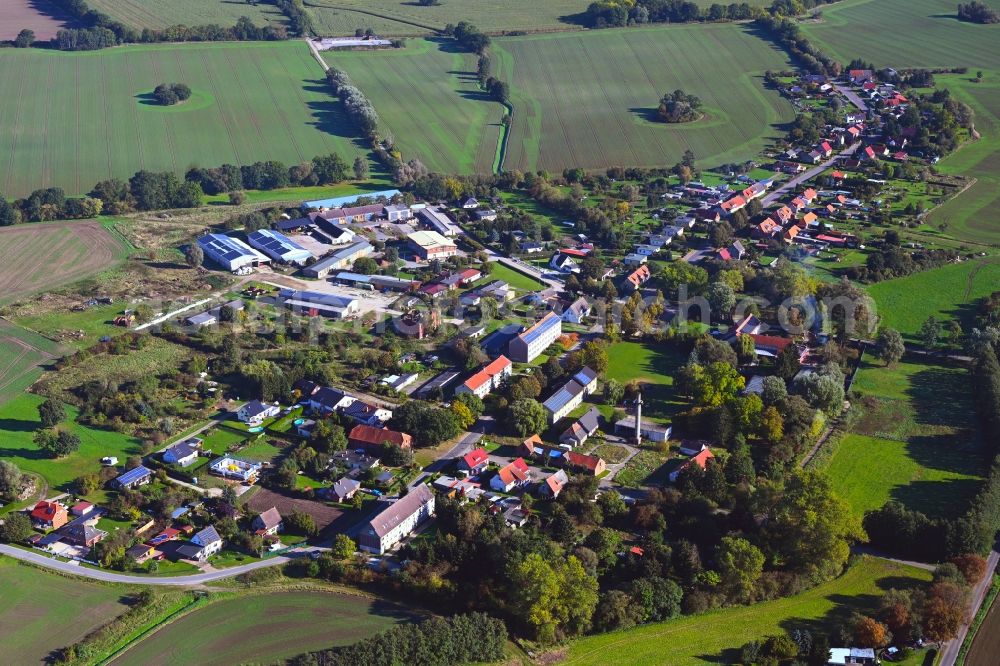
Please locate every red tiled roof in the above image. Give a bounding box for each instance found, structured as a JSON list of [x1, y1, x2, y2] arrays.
[[463, 355, 512, 392], [748, 334, 795, 352], [349, 424, 413, 448], [566, 451, 603, 472], [560, 248, 588, 257], [31, 501, 66, 523], [462, 447, 489, 469], [802, 188, 817, 200]]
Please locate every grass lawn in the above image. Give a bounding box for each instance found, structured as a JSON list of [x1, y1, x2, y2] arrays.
[[0, 556, 132, 664], [0, 319, 63, 406], [201, 179, 393, 206], [200, 424, 253, 454], [562, 556, 932, 665], [236, 438, 284, 463], [0, 393, 143, 501], [494, 23, 795, 173], [867, 258, 1000, 340], [110, 590, 417, 666], [605, 341, 686, 420], [481, 262, 547, 293], [0, 41, 371, 197], [822, 357, 984, 519]]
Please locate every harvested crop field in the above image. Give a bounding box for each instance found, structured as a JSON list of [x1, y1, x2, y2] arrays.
[[496, 24, 796, 173], [0, 41, 369, 197], [86, 0, 287, 31], [0, 319, 61, 406], [245, 487, 345, 532], [0, 220, 126, 306], [111, 591, 414, 666], [0, 0, 78, 41]]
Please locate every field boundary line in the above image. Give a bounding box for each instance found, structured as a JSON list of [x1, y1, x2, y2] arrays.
[[95, 595, 208, 666]]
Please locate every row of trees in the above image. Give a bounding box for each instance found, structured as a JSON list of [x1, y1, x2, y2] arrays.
[[583, 0, 841, 29], [753, 15, 840, 76], [325, 68, 380, 139]]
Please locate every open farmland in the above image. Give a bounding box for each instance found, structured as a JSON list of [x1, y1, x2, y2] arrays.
[[801, 0, 1000, 245], [0, 556, 132, 664], [326, 39, 504, 173], [0, 221, 127, 306], [111, 591, 414, 666], [563, 556, 932, 665], [0, 0, 78, 40], [0, 41, 369, 197], [0, 319, 61, 407], [86, 0, 287, 31], [867, 258, 1000, 339], [495, 24, 796, 173], [822, 357, 983, 518]]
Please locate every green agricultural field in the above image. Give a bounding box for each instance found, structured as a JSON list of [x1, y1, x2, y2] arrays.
[[86, 0, 288, 30], [495, 24, 796, 173], [111, 591, 415, 666], [822, 357, 983, 518], [326, 39, 504, 173], [801, 0, 1000, 245], [867, 258, 1000, 339], [0, 393, 143, 498], [0, 557, 132, 664], [0, 319, 62, 407], [563, 556, 932, 665], [0, 41, 369, 197], [605, 341, 686, 420]]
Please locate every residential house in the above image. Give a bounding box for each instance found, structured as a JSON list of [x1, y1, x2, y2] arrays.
[[176, 525, 224, 561], [621, 264, 651, 292], [561, 297, 592, 325], [342, 401, 392, 427], [623, 253, 648, 267], [327, 477, 362, 502], [756, 218, 781, 237], [747, 334, 809, 363], [783, 225, 801, 243], [456, 355, 513, 398], [237, 400, 280, 426], [560, 422, 589, 448], [539, 470, 569, 499], [30, 501, 69, 530], [309, 386, 354, 415], [462, 197, 479, 209], [114, 466, 153, 490], [252, 507, 283, 536], [348, 424, 412, 451], [678, 440, 711, 456], [163, 438, 202, 467], [549, 253, 579, 274], [127, 544, 160, 564], [474, 209, 498, 222], [827, 648, 876, 666], [458, 448, 490, 476], [209, 457, 262, 483], [62, 522, 107, 548], [542, 379, 585, 424], [669, 448, 715, 483], [357, 484, 435, 554], [508, 312, 562, 364], [490, 458, 531, 492], [564, 451, 607, 476]]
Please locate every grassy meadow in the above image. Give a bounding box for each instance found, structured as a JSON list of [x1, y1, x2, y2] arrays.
[[495, 24, 796, 173], [0, 557, 132, 664], [0, 319, 62, 407], [822, 357, 983, 519], [110, 591, 414, 666], [0, 41, 369, 197], [563, 556, 932, 665], [605, 341, 686, 421], [481, 262, 546, 292], [801, 0, 1000, 246], [867, 258, 1000, 339]]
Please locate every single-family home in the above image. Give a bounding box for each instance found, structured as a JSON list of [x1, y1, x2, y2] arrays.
[[623, 253, 648, 267], [309, 386, 355, 415], [549, 253, 579, 274], [621, 264, 651, 292], [357, 484, 435, 554], [756, 218, 781, 237], [474, 209, 498, 222], [348, 424, 412, 451], [678, 440, 711, 456], [252, 507, 283, 536], [561, 297, 592, 325], [127, 544, 160, 564], [114, 465, 154, 490], [62, 522, 107, 548], [539, 470, 569, 499], [827, 647, 876, 665], [237, 400, 280, 426], [564, 451, 607, 476], [747, 334, 809, 363], [490, 458, 531, 492], [176, 525, 224, 561], [462, 197, 479, 209], [327, 477, 362, 502], [30, 500, 69, 530], [560, 406, 602, 448], [341, 400, 392, 427], [669, 448, 715, 483], [163, 438, 202, 467], [209, 457, 262, 484], [458, 447, 490, 475]]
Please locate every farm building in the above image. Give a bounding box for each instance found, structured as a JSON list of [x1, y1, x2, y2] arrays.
[[184, 299, 245, 327], [384, 204, 412, 221], [197, 234, 270, 272], [303, 241, 374, 278], [331, 271, 420, 292], [614, 416, 671, 442], [508, 312, 562, 364], [278, 289, 361, 319], [357, 484, 436, 554], [247, 229, 314, 265], [456, 355, 513, 399], [407, 230, 458, 260], [302, 189, 401, 210], [210, 457, 262, 483], [416, 207, 461, 236], [113, 466, 153, 490]]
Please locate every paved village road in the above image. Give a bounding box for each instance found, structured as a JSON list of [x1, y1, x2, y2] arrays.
[[939, 548, 1000, 666], [761, 143, 860, 207], [0, 544, 290, 586]]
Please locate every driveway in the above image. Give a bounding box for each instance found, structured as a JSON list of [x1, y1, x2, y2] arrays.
[[0, 544, 291, 586], [761, 143, 860, 207], [833, 82, 868, 112]]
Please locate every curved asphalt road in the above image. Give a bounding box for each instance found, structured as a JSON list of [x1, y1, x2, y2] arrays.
[[0, 544, 289, 586]]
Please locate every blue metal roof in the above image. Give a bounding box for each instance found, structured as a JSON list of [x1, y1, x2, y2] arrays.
[[543, 380, 584, 413], [116, 465, 153, 486], [303, 189, 400, 210]]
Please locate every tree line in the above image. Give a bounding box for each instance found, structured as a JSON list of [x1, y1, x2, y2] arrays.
[[753, 15, 840, 76], [583, 0, 842, 29], [46, 0, 298, 51], [957, 1, 999, 23]]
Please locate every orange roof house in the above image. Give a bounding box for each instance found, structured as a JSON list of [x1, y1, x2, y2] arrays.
[[565, 451, 607, 476], [669, 448, 715, 482], [782, 225, 800, 242], [31, 500, 69, 530], [348, 424, 413, 451]]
